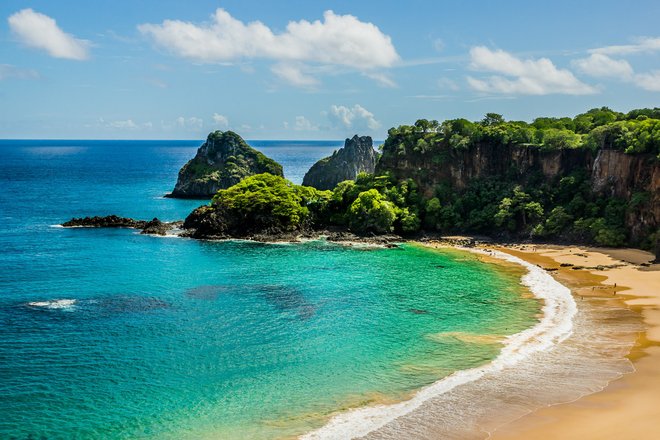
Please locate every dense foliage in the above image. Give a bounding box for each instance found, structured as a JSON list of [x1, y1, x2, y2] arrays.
[[183, 173, 330, 237], [383, 107, 660, 158]]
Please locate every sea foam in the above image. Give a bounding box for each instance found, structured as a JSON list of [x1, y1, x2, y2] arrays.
[[301, 248, 577, 440], [27, 299, 78, 310]]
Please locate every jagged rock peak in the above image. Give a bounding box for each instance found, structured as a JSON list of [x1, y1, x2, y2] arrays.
[[167, 130, 283, 199], [302, 135, 378, 190]]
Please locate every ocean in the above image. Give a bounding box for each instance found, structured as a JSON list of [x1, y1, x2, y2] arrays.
[[0, 139, 545, 439]]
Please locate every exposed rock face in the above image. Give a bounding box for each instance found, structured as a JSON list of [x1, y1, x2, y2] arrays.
[[377, 143, 659, 246], [62, 215, 181, 235], [302, 135, 378, 190], [168, 131, 283, 198]]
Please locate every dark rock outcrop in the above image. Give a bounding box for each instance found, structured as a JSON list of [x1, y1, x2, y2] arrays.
[[168, 130, 283, 198], [140, 218, 172, 236], [62, 215, 181, 235], [62, 215, 147, 229], [302, 135, 378, 190]]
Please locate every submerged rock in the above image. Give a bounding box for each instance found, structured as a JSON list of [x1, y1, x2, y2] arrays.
[[302, 135, 378, 190], [168, 130, 283, 198]]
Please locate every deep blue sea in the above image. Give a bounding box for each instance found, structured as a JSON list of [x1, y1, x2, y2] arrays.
[[0, 140, 539, 439]]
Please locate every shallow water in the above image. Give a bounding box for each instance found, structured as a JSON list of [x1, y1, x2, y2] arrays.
[[0, 140, 540, 439]]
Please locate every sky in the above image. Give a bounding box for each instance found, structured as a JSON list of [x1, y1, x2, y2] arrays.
[[1, 0, 659, 140]]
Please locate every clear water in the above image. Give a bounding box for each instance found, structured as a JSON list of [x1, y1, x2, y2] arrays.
[[0, 140, 539, 439]]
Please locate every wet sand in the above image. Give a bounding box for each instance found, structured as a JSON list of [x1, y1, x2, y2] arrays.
[[490, 245, 660, 440]]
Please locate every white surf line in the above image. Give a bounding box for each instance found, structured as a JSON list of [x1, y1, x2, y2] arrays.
[[300, 247, 577, 440]]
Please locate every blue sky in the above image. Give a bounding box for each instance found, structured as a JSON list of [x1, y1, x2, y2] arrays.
[[1, 0, 659, 139]]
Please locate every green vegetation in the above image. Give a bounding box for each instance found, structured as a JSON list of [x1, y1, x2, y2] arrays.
[[383, 106, 660, 158], [184, 173, 330, 236], [184, 108, 658, 251]]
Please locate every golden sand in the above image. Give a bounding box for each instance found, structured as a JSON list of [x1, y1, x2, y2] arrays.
[[489, 245, 660, 440]]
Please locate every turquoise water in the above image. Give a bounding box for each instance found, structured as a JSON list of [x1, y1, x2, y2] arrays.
[[0, 140, 540, 439]]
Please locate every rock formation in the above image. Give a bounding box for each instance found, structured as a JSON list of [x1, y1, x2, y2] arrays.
[[168, 130, 283, 198], [302, 135, 378, 190], [377, 142, 659, 246], [62, 215, 181, 235]]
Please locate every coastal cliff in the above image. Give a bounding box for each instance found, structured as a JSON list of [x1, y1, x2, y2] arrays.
[[302, 135, 378, 190], [168, 130, 283, 198], [377, 141, 659, 245]]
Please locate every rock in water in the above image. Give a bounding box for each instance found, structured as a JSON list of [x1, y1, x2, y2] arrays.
[[140, 218, 169, 236], [62, 215, 147, 229], [168, 130, 283, 198], [302, 135, 378, 190]]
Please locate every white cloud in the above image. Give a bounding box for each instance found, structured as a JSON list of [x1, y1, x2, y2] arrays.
[[99, 118, 153, 130], [572, 53, 634, 79], [176, 116, 204, 129], [635, 71, 660, 92], [138, 9, 399, 86], [271, 63, 319, 87], [362, 71, 397, 88], [8, 9, 90, 60], [108, 119, 137, 129], [212, 113, 229, 128], [573, 38, 660, 93], [328, 104, 380, 132], [467, 46, 596, 95], [294, 116, 318, 131], [590, 37, 660, 56], [0, 64, 39, 80]]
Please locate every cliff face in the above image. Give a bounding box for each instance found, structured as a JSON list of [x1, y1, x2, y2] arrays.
[[302, 135, 378, 190], [168, 131, 283, 198], [377, 143, 659, 244]]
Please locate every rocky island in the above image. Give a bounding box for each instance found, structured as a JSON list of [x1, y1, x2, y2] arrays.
[[302, 135, 378, 190], [167, 130, 283, 198], [64, 107, 660, 259]]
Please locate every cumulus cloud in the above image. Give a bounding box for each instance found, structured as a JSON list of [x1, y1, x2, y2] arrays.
[[212, 113, 229, 128], [0, 64, 39, 80], [635, 71, 660, 92], [294, 116, 318, 131], [109, 119, 137, 129], [99, 118, 152, 130], [590, 37, 660, 56], [271, 63, 319, 87], [572, 53, 634, 79], [176, 116, 204, 129], [467, 46, 596, 95], [328, 104, 380, 131], [573, 42, 660, 92], [138, 9, 399, 86], [8, 9, 90, 60]]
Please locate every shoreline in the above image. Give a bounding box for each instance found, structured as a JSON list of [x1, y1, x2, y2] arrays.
[[488, 244, 660, 440], [301, 241, 656, 440], [302, 244, 580, 439]]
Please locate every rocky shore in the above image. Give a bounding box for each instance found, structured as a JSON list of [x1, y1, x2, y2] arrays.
[[62, 215, 182, 236], [61, 215, 403, 246]]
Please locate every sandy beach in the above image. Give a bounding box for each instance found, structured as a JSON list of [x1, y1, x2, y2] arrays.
[[490, 244, 660, 440]]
